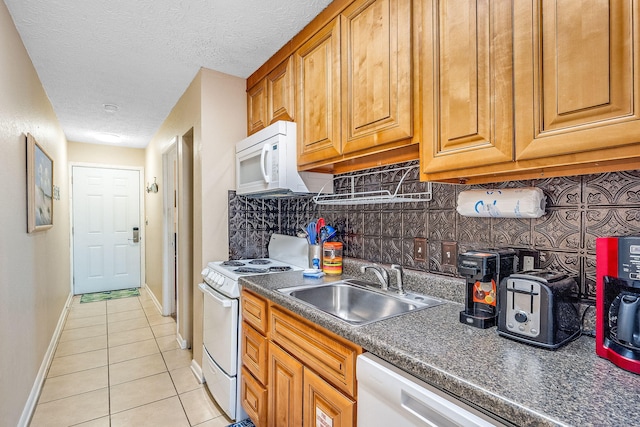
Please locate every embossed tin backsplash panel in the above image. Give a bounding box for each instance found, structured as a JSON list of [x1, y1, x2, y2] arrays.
[[228, 161, 640, 300]]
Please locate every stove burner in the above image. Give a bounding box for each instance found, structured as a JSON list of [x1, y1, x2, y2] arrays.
[[222, 260, 245, 267], [249, 259, 271, 265], [269, 266, 292, 272], [234, 267, 269, 274]]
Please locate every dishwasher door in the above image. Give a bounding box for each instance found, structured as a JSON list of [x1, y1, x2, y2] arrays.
[[356, 353, 505, 427]]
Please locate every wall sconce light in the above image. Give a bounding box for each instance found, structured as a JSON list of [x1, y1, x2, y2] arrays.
[[146, 177, 159, 194]]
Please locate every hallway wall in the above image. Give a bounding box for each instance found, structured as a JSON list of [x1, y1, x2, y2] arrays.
[[0, 1, 71, 425]]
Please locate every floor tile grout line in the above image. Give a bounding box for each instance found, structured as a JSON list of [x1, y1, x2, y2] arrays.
[[139, 294, 197, 426]]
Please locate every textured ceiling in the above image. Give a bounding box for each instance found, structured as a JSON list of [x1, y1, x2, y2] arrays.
[[4, 0, 332, 148]]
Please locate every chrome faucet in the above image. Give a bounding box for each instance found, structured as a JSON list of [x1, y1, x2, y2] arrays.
[[360, 264, 389, 291], [391, 264, 406, 295]]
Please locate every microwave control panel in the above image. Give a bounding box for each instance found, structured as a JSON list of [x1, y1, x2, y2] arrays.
[[270, 143, 279, 181]]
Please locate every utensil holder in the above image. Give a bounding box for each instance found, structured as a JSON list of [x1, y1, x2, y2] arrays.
[[308, 245, 322, 269]]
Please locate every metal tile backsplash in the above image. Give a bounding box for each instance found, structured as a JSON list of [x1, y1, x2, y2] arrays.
[[228, 161, 640, 300]]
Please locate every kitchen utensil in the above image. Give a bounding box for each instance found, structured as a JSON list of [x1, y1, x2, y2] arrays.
[[300, 226, 310, 243], [316, 218, 325, 238], [307, 222, 317, 244], [323, 225, 337, 241]]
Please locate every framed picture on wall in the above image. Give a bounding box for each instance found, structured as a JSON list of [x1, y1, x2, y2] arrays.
[[26, 133, 54, 232]]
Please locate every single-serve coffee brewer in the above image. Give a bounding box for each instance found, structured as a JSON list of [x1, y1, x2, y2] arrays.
[[596, 236, 640, 374], [458, 248, 516, 328]]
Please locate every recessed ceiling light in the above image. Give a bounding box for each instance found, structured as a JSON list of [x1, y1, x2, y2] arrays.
[[95, 132, 121, 143], [103, 103, 119, 113]]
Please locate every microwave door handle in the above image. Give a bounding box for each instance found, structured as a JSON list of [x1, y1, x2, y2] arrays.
[[260, 143, 271, 183]]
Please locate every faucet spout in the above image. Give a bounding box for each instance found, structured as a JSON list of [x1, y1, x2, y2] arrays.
[[360, 264, 389, 291], [391, 264, 406, 295]]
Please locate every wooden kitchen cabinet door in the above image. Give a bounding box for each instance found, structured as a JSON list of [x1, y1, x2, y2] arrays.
[[268, 342, 303, 427], [420, 0, 514, 178], [241, 366, 267, 427], [247, 79, 268, 135], [268, 56, 295, 124], [303, 369, 355, 427], [514, 1, 640, 163], [296, 18, 342, 167], [340, 0, 414, 154]]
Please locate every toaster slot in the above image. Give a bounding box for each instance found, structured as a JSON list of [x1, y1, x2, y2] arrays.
[[504, 279, 541, 338]]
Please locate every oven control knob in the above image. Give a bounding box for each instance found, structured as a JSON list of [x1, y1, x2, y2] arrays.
[[201, 267, 210, 277], [514, 311, 528, 323], [216, 275, 225, 285], [207, 272, 217, 282]]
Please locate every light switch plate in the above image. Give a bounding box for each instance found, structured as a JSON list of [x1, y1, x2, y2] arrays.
[[414, 238, 427, 262], [442, 241, 457, 267]]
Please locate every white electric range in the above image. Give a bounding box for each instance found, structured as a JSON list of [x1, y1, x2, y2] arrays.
[[198, 233, 308, 421]]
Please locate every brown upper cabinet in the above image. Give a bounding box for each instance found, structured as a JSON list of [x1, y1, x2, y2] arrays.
[[421, 0, 640, 183], [419, 0, 514, 177], [297, 0, 416, 170], [246, 0, 417, 171], [247, 56, 295, 135], [514, 1, 640, 164], [247, 79, 268, 135], [248, 0, 640, 181], [296, 17, 343, 165]]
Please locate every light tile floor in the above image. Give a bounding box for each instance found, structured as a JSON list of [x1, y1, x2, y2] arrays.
[[30, 288, 233, 427]]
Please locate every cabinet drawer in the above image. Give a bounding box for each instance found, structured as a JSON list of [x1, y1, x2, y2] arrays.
[[241, 366, 267, 427], [241, 290, 269, 335], [241, 322, 268, 385], [270, 306, 361, 397]]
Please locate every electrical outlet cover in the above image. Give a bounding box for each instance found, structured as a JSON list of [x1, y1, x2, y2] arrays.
[[442, 242, 457, 267], [414, 238, 427, 261]]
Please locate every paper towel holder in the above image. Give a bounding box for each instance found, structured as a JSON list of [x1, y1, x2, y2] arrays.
[[456, 187, 546, 218]]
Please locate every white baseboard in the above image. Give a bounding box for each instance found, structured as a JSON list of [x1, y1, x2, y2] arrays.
[[144, 283, 163, 315], [18, 292, 73, 427], [190, 359, 204, 384], [176, 332, 188, 350]]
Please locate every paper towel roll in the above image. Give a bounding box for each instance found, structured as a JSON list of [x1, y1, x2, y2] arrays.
[[456, 187, 546, 218]]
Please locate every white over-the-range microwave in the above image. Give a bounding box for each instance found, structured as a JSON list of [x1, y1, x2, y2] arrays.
[[235, 121, 333, 197]]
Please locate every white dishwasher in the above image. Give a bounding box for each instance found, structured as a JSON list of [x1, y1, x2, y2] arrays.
[[357, 353, 506, 427]]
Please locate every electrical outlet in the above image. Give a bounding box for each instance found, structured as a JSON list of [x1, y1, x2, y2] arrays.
[[414, 238, 427, 261], [523, 255, 535, 271], [516, 249, 539, 272], [442, 241, 457, 267]]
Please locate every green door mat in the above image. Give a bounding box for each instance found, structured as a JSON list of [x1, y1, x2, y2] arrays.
[[80, 288, 140, 303]]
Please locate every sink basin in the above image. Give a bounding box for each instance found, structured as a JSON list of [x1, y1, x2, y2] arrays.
[[277, 280, 443, 326]]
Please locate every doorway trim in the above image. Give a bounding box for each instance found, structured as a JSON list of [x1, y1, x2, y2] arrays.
[[68, 163, 145, 295], [161, 138, 177, 317]]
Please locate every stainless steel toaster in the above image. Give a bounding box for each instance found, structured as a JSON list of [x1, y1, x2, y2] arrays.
[[497, 270, 581, 349]]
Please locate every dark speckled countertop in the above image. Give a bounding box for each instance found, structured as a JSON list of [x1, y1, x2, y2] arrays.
[[239, 261, 640, 427]]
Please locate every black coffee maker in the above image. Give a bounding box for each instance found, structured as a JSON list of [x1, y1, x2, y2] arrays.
[[458, 248, 516, 328]]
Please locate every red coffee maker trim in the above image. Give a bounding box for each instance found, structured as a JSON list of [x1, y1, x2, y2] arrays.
[[595, 236, 640, 375]]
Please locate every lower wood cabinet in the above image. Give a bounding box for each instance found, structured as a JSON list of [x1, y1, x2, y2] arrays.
[[303, 368, 355, 427], [240, 366, 267, 427], [268, 341, 304, 427], [240, 289, 361, 427]]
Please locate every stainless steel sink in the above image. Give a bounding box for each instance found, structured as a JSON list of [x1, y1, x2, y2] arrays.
[[277, 280, 443, 326]]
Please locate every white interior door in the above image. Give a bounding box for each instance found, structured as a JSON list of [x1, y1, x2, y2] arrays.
[[72, 166, 141, 294]]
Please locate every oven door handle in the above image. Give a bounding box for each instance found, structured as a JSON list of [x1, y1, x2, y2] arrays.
[[198, 283, 232, 308]]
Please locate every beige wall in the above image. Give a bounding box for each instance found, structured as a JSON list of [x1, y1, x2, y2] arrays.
[[195, 68, 246, 365], [144, 67, 245, 367], [0, 2, 71, 425], [68, 140, 145, 167]]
